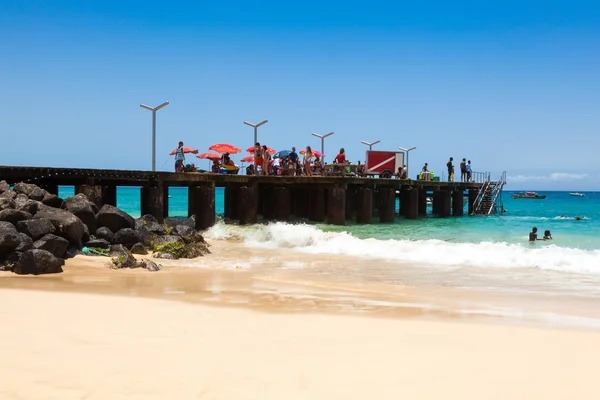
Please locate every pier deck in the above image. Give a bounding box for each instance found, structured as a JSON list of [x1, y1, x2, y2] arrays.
[[0, 165, 483, 228]]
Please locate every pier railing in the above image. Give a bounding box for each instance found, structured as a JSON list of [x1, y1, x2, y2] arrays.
[[471, 171, 507, 215]]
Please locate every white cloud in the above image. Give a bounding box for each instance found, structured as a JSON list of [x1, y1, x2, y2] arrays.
[[507, 172, 588, 183]]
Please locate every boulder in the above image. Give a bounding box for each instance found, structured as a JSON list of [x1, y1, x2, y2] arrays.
[[33, 234, 69, 258], [151, 241, 210, 260], [108, 244, 141, 269], [151, 235, 185, 248], [130, 242, 148, 255], [85, 238, 110, 249], [15, 233, 33, 252], [0, 180, 10, 194], [95, 227, 115, 244], [62, 194, 97, 234], [17, 199, 43, 215], [33, 206, 86, 248], [16, 218, 56, 240], [29, 187, 47, 201], [0, 221, 20, 255], [135, 215, 166, 235], [0, 209, 32, 225], [97, 204, 135, 233], [139, 259, 160, 272], [114, 228, 141, 248], [0, 193, 15, 211], [152, 252, 178, 260], [82, 224, 90, 245], [41, 193, 64, 208], [172, 224, 196, 238], [13, 183, 38, 197], [14, 194, 30, 208], [12, 249, 64, 275]]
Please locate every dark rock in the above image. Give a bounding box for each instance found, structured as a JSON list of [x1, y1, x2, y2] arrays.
[[13, 183, 38, 197], [29, 187, 47, 201], [130, 242, 148, 255], [139, 259, 160, 271], [17, 199, 43, 215], [173, 224, 196, 238], [97, 204, 135, 233], [14, 194, 29, 208], [152, 252, 177, 260], [151, 241, 210, 260], [0, 221, 20, 255], [151, 235, 185, 247], [33, 206, 86, 248], [41, 193, 64, 208], [33, 234, 69, 258], [85, 238, 110, 249], [0, 209, 32, 225], [0, 193, 15, 211], [135, 214, 166, 235], [66, 247, 83, 258], [12, 249, 64, 275], [15, 233, 33, 252], [16, 218, 56, 240], [114, 228, 141, 248], [82, 224, 90, 245], [95, 227, 115, 243], [0, 180, 10, 194], [90, 203, 99, 214], [62, 194, 97, 234], [108, 244, 141, 269]]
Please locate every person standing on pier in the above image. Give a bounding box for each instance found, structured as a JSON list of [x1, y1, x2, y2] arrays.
[[446, 157, 454, 182], [254, 142, 263, 175], [290, 147, 299, 176], [174, 141, 185, 172], [460, 158, 467, 182], [466, 160, 472, 182], [304, 146, 314, 176]]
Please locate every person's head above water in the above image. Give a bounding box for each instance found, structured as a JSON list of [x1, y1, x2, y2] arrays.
[[532, 227, 537, 233]]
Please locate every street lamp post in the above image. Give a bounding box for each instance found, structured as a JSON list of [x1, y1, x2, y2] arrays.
[[361, 140, 381, 151], [311, 132, 334, 164], [244, 120, 269, 147], [398, 146, 417, 179], [140, 101, 169, 171]]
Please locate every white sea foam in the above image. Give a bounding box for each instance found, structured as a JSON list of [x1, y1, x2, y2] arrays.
[[204, 222, 600, 275]]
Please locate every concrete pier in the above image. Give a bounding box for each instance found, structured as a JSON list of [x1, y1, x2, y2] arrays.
[[273, 186, 291, 221], [194, 183, 215, 230], [379, 187, 396, 223], [468, 189, 478, 215], [327, 184, 346, 225], [355, 187, 372, 224], [404, 188, 419, 220], [140, 184, 165, 223], [418, 189, 427, 216], [238, 185, 258, 225], [309, 187, 326, 222], [452, 190, 464, 216]]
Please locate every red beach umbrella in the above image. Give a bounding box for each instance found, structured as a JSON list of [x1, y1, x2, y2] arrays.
[[209, 144, 242, 154], [246, 146, 276, 155], [169, 147, 199, 155], [196, 152, 222, 161], [240, 155, 255, 163], [300, 149, 324, 157]]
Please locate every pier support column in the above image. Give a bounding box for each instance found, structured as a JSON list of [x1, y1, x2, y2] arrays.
[[468, 189, 478, 215], [418, 190, 427, 216], [355, 187, 372, 224], [40, 184, 59, 195], [101, 185, 117, 207], [399, 188, 408, 216], [238, 185, 258, 225], [438, 191, 451, 217], [327, 184, 346, 225], [162, 186, 169, 218], [345, 186, 355, 221], [404, 188, 419, 220], [261, 186, 275, 221], [194, 183, 215, 230], [224, 184, 239, 220], [273, 186, 291, 221], [140, 184, 165, 223], [76, 184, 103, 208], [309, 187, 326, 222], [452, 190, 464, 216], [378, 187, 396, 223], [188, 186, 197, 217]]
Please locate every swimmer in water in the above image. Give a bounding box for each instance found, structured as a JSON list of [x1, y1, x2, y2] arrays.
[[543, 230, 552, 240], [529, 227, 538, 242], [574, 216, 583, 221]]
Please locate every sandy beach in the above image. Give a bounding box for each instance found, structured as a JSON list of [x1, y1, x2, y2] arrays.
[[1, 242, 600, 399], [1, 287, 600, 399]]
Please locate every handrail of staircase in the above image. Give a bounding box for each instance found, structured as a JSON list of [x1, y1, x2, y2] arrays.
[[486, 171, 507, 215], [471, 172, 491, 214]]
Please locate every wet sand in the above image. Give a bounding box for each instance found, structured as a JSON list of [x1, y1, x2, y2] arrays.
[[2, 240, 600, 398]]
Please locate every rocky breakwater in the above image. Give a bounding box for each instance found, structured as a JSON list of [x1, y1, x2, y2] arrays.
[[0, 181, 210, 275]]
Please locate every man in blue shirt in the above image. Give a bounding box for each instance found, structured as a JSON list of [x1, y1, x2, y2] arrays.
[[289, 147, 299, 176], [466, 160, 472, 182]]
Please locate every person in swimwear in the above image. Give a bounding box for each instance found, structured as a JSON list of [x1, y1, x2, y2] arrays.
[[529, 227, 538, 242], [543, 230, 552, 240]]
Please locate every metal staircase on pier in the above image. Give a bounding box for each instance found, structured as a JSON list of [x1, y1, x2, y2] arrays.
[[471, 171, 506, 215]]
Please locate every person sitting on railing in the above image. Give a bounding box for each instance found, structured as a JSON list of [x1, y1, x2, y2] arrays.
[[313, 157, 323, 175]]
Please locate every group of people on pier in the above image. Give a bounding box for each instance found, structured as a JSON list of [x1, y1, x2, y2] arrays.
[[445, 157, 473, 182]]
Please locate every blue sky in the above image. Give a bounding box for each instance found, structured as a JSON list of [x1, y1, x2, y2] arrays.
[[1, 0, 599, 190]]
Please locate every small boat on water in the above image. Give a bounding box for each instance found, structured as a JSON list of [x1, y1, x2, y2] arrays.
[[569, 192, 585, 197], [512, 191, 546, 199]]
